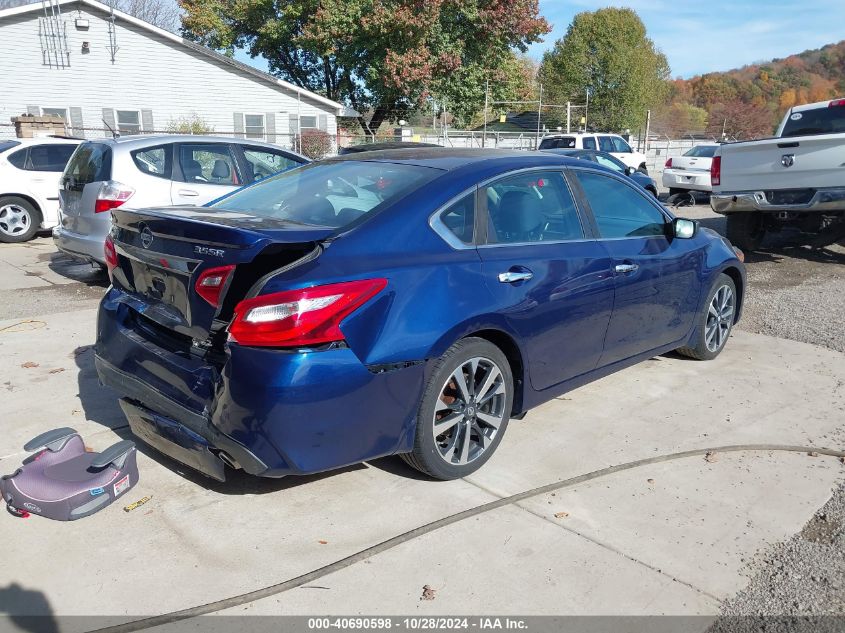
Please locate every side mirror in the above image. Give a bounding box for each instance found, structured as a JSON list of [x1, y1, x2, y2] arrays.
[[625, 166, 636, 176], [673, 217, 698, 239]]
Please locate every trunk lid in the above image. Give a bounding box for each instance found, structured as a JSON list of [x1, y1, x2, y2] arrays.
[[671, 155, 712, 173], [109, 206, 333, 341]]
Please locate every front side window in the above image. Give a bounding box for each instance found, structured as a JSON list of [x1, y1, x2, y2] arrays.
[[26, 144, 77, 171], [208, 160, 439, 229], [582, 136, 597, 150], [242, 148, 302, 182], [7, 148, 27, 169], [576, 171, 666, 239], [484, 171, 583, 244], [179, 144, 241, 185], [132, 145, 171, 178], [612, 136, 633, 153], [594, 153, 625, 173], [244, 114, 265, 139], [116, 110, 141, 135], [598, 136, 615, 152]]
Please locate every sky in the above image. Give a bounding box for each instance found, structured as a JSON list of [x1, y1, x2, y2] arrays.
[[232, 0, 845, 81], [528, 0, 845, 78]]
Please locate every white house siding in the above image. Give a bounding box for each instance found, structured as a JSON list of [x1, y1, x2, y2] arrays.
[[0, 2, 338, 147]]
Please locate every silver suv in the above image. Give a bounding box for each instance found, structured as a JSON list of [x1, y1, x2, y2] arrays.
[[54, 135, 307, 265]]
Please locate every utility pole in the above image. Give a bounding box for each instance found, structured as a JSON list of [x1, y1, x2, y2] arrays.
[[482, 79, 489, 149], [584, 89, 589, 131], [644, 109, 651, 153], [566, 101, 571, 133], [536, 82, 543, 149]]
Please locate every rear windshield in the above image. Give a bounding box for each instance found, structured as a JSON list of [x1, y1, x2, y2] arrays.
[[0, 140, 20, 154], [539, 137, 576, 150], [64, 143, 112, 184], [683, 145, 717, 157], [208, 161, 441, 228], [781, 106, 845, 137]]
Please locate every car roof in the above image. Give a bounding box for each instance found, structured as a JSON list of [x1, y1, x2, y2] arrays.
[[83, 134, 307, 157], [339, 141, 443, 154], [792, 98, 845, 112], [541, 132, 620, 138], [2, 136, 82, 146], [328, 148, 583, 171]]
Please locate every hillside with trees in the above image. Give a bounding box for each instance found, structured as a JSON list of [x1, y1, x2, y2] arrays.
[[656, 40, 845, 139]]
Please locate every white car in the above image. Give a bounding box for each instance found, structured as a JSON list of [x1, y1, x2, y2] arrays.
[[538, 132, 648, 173], [662, 144, 719, 195], [0, 137, 81, 242]]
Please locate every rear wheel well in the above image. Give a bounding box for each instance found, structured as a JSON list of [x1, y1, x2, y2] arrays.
[[465, 328, 525, 415], [721, 266, 744, 322]]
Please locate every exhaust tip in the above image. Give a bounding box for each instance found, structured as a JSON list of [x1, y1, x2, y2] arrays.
[[217, 451, 240, 470]]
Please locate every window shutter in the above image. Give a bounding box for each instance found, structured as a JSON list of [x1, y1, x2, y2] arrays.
[[289, 114, 300, 135], [26, 105, 40, 116], [265, 112, 276, 143], [233, 112, 244, 138], [102, 108, 116, 137], [318, 114, 327, 131], [69, 107, 84, 137], [141, 109, 154, 133]]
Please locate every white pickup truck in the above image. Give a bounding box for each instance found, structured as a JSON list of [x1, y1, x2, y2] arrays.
[[710, 98, 845, 250]]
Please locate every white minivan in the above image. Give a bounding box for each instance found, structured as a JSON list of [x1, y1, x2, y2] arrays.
[[538, 132, 648, 173]]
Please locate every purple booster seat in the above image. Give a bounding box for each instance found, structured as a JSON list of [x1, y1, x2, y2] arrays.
[[0, 428, 138, 521]]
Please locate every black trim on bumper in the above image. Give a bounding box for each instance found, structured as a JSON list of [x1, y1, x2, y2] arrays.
[[95, 354, 270, 477]]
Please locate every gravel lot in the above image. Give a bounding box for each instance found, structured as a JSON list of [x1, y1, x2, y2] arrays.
[[676, 203, 845, 353]]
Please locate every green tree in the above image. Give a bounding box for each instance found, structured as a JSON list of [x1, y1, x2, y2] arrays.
[[179, 0, 549, 134], [538, 8, 669, 131]]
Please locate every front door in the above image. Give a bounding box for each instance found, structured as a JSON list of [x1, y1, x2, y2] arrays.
[[572, 169, 703, 366], [477, 169, 615, 391], [171, 143, 243, 205]]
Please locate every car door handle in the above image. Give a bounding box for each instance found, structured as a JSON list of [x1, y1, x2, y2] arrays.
[[498, 270, 533, 283], [614, 263, 639, 274], [177, 189, 199, 197]]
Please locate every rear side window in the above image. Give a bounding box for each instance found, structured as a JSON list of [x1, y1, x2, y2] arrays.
[[781, 105, 845, 137], [132, 146, 171, 179], [26, 144, 77, 171], [208, 160, 439, 229], [179, 144, 242, 185], [582, 137, 597, 150], [484, 171, 583, 244], [576, 172, 666, 238], [63, 143, 112, 183], [437, 193, 476, 245]]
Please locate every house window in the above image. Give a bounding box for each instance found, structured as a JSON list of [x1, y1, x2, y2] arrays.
[[41, 107, 71, 134], [116, 110, 141, 135], [244, 114, 265, 139], [299, 115, 317, 130]]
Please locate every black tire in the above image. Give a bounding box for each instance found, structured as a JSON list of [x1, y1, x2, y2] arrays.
[[668, 187, 687, 196], [646, 186, 658, 198], [676, 273, 737, 361], [726, 212, 765, 252], [0, 196, 41, 243], [401, 337, 513, 480], [638, 163, 648, 174]]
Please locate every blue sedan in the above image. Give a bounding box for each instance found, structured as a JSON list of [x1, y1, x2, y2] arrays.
[[95, 149, 745, 482]]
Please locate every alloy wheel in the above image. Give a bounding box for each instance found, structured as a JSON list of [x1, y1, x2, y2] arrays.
[[0, 204, 31, 237], [705, 284, 735, 352], [432, 356, 507, 466]]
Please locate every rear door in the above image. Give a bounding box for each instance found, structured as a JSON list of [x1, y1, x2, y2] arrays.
[[571, 169, 703, 365], [477, 168, 614, 391], [171, 143, 244, 205]]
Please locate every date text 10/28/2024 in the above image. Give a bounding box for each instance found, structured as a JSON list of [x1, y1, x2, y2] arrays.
[[308, 618, 528, 630]]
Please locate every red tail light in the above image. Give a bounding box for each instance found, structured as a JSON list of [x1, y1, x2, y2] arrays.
[[711, 155, 721, 186], [195, 265, 235, 308], [229, 278, 388, 348], [95, 180, 135, 213], [665, 158, 673, 168], [104, 234, 118, 275], [829, 99, 845, 107]]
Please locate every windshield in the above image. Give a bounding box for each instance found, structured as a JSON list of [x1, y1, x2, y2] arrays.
[[781, 105, 845, 137], [207, 160, 441, 228], [683, 145, 717, 158]]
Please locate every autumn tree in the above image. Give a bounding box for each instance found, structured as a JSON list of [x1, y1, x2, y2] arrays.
[[179, 0, 549, 134], [538, 8, 669, 132], [706, 101, 775, 140]]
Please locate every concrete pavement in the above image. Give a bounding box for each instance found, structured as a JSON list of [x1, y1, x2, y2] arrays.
[[0, 238, 843, 625]]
